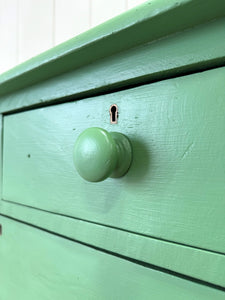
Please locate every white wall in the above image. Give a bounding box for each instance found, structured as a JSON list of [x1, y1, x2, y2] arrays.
[[0, 0, 146, 75]]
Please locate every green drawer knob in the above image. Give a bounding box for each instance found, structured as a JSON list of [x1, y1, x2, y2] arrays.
[[73, 127, 132, 182]]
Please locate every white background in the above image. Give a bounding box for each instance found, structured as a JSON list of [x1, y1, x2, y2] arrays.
[[0, 0, 146, 75]]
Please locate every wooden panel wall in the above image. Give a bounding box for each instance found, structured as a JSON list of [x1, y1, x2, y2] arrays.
[[0, 0, 146, 74]]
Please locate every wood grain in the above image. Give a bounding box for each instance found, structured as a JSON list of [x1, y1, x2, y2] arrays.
[[3, 66, 225, 254], [0, 216, 224, 299]]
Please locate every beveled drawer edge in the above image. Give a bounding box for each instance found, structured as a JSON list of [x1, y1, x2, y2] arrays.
[[0, 199, 224, 288], [1, 17, 225, 115], [1, 0, 225, 100]]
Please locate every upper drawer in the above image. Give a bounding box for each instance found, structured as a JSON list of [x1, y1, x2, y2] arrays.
[[3, 66, 225, 254]]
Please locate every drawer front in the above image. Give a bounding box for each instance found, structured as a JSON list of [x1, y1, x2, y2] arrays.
[[3, 66, 225, 253], [0, 216, 224, 300]]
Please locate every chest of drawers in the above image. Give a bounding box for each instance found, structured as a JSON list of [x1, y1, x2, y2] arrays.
[[0, 0, 225, 298]]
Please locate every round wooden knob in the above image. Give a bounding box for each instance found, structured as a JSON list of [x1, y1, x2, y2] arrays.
[[73, 127, 132, 182]]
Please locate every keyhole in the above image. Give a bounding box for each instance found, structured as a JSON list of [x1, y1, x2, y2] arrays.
[[110, 104, 118, 124]]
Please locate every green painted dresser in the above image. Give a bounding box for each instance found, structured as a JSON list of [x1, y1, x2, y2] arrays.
[[0, 0, 225, 299]]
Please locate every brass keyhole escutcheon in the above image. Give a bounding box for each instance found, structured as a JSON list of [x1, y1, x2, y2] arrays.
[[110, 104, 118, 124]]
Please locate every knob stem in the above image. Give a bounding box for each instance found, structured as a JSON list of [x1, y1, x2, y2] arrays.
[[110, 132, 132, 178]]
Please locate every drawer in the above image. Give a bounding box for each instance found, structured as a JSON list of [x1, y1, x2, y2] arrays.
[[0, 216, 224, 300], [3, 66, 225, 254]]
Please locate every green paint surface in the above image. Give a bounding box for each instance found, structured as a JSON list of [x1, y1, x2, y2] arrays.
[[0, 17, 225, 113], [3, 66, 225, 254], [1, 0, 225, 100], [1, 200, 224, 287], [1, 0, 225, 294], [73, 128, 132, 182], [0, 216, 224, 299]]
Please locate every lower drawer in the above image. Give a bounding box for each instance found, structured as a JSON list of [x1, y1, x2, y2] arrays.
[[0, 216, 224, 300]]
